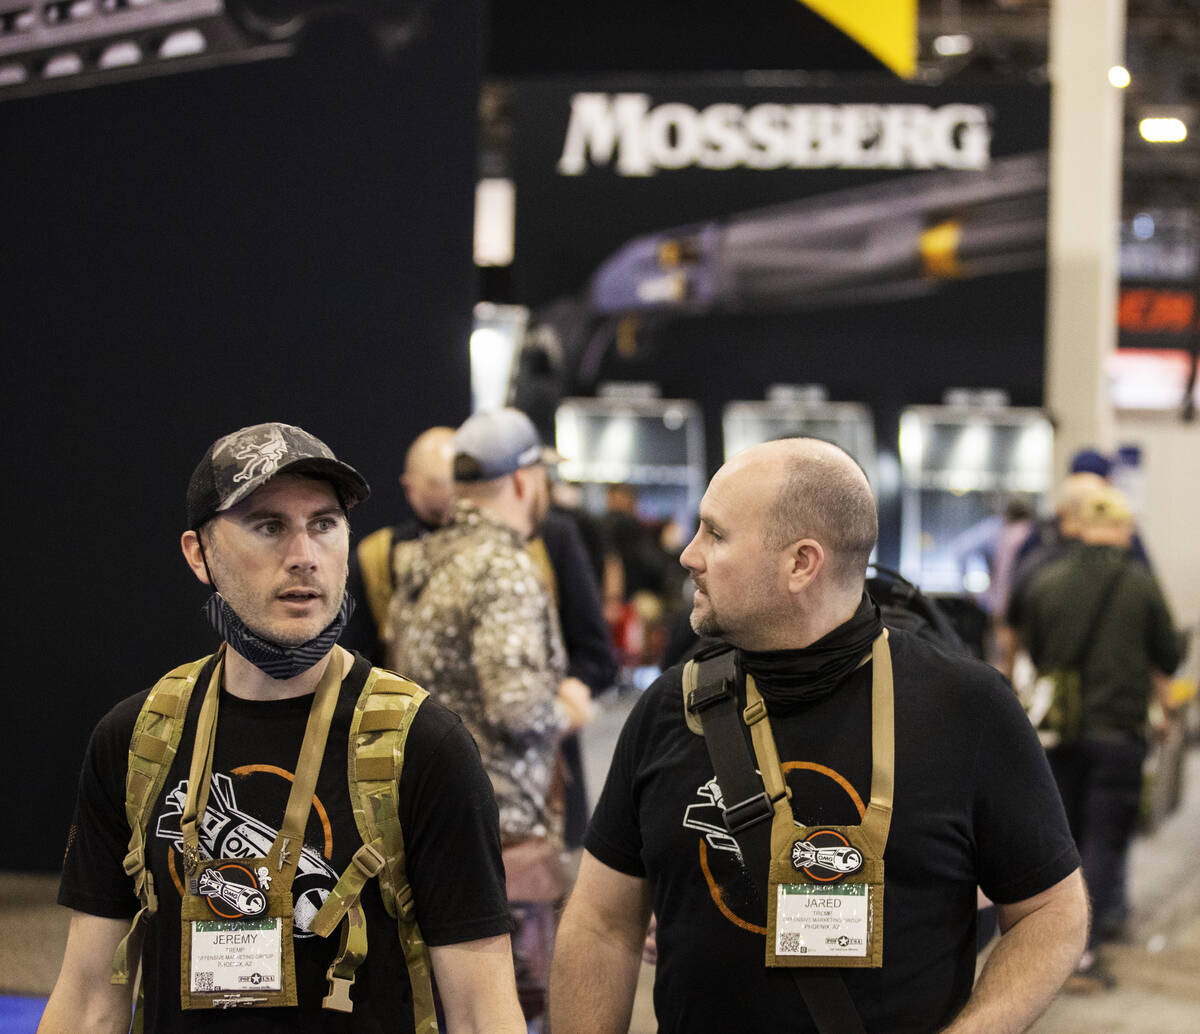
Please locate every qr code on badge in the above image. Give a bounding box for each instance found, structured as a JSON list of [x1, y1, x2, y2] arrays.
[[194, 971, 215, 992], [778, 933, 806, 954]]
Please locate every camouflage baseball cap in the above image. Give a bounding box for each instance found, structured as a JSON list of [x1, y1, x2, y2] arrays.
[[186, 422, 370, 529]]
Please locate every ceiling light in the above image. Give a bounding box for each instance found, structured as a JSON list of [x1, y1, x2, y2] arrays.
[[1108, 65, 1131, 89], [933, 34, 973, 57], [1139, 117, 1188, 144]]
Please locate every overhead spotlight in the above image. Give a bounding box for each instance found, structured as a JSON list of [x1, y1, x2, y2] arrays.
[[1108, 65, 1131, 89], [933, 34, 973, 57], [1139, 117, 1188, 144]]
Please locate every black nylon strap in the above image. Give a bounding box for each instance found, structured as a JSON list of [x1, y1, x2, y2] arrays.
[[688, 650, 868, 1034]]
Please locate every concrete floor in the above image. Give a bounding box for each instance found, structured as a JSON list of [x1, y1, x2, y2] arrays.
[[5, 691, 1200, 1032]]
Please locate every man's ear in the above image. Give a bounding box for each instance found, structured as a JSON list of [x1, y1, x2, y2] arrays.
[[181, 529, 211, 586], [510, 467, 529, 500], [786, 538, 824, 594]]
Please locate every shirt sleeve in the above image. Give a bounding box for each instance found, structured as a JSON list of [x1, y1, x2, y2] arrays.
[[58, 693, 147, 919], [1141, 571, 1183, 676], [583, 674, 672, 878], [399, 703, 514, 946]]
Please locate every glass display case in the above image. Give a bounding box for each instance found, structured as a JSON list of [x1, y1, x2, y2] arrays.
[[722, 396, 877, 485], [555, 395, 706, 528], [899, 404, 1054, 596]]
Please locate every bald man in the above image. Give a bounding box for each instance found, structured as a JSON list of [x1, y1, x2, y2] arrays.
[[550, 439, 1087, 1034], [341, 427, 455, 661]]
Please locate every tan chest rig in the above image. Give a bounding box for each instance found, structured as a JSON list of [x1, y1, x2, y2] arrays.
[[683, 630, 895, 1032], [112, 646, 440, 1030]]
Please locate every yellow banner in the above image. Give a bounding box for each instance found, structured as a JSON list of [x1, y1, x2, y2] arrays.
[[798, 0, 917, 79]]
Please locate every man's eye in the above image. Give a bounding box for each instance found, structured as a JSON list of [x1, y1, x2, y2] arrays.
[[314, 517, 339, 533], [257, 521, 284, 535]]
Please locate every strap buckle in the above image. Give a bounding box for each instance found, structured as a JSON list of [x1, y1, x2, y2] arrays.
[[351, 841, 386, 879], [742, 697, 767, 726], [722, 790, 775, 834], [323, 974, 355, 1013], [394, 880, 415, 921], [687, 676, 734, 716]]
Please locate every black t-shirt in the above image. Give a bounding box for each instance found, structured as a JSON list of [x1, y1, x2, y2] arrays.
[[585, 629, 1079, 1034], [60, 651, 512, 1033]]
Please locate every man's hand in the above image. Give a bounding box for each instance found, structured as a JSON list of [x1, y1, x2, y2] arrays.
[[557, 676, 596, 733]]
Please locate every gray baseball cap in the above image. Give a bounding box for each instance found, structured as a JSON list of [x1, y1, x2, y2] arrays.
[[186, 422, 370, 529], [453, 408, 563, 482]]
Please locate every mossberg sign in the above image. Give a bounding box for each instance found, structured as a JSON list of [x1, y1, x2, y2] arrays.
[[557, 93, 992, 176]]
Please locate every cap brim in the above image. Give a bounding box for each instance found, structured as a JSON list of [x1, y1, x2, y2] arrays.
[[217, 456, 371, 513]]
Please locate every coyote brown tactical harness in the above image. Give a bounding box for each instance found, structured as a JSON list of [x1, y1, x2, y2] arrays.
[[682, 630, 895, 1034], [111, 645, 439, 1031]]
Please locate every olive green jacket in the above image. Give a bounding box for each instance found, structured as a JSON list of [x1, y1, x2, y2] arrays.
[[1022, 544, 1182, 734]]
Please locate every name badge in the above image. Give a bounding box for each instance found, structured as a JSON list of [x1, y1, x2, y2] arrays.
[[190, 918, 283, 995], [775, 883, 870, 959], [180, 858, 299, 1009], [765, 828, 884, 968]]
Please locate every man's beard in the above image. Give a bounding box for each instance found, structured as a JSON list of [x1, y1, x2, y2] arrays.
[[689, 596, 723, 640]]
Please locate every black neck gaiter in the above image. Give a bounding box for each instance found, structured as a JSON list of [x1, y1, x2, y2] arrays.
[[739, 595, 883, 717], [203, 591, 356, 680]]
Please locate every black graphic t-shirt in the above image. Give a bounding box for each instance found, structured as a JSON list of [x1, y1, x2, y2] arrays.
[[586, 629, 1080, 1034], [60, 652, 512, 1032]]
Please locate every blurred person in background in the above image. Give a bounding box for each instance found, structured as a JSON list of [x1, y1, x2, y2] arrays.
[[1018, 485, 1183, 992], [388, 408, 594, 1033], [342, 425, 455, 662]]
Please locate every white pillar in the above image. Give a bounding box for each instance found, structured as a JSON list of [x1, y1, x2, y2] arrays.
[[1045, 0, 1126, 470]]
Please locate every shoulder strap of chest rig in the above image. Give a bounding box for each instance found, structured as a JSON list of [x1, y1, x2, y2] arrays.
[[309, 668, 436, 1030], [114, 656, 437, 1031], [111, 654, 214, 1033], [682, 646, 867, 1034]]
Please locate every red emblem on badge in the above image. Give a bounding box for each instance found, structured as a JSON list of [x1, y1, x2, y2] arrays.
[[790, 830, 864, 883]]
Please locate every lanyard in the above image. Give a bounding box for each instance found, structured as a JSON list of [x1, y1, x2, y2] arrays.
[[179, 644, 344, 889], [744, 630, 895, 862]]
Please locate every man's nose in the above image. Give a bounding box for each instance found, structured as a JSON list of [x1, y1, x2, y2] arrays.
[[679, 532, 701, 572], [284, 528, 318, 568]]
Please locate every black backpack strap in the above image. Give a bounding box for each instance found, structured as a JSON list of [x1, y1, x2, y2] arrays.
[[684, 649, 868, 1034]]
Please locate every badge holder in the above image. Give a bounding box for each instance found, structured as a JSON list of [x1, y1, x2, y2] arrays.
[[181, 857, 298, 1008], [175, 649, 343, 1010], [751, 633, 895, 970]]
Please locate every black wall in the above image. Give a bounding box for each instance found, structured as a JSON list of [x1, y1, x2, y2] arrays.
[[1, 5, 482, 870]]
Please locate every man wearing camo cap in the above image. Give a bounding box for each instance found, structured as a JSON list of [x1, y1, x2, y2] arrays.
[[42, 421, 525, 1032]]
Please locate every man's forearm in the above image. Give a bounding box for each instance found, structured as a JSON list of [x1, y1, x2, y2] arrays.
[[941, 872, 1088, 1034], [549, 905, 645, 1034]]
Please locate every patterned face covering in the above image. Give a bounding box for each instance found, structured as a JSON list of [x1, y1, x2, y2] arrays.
[[203, 591, 356, 680]]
